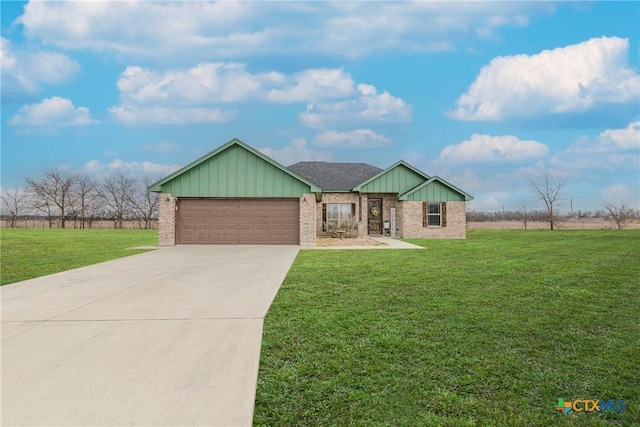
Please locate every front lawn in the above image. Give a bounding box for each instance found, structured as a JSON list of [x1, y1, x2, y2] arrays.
[[0, 228, 158, 285], [254, 230, 639, 426]]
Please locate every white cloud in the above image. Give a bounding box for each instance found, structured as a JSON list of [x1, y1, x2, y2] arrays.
[[601, 183, 633, 204], [1, 37, 79, 95], [299, 84, 411, 129], [314, 129, 391, 149], [551, 149, 638, 174], [109, 63, 264, 125], [115, 63, 279, 105], [549, 121, 640, 173], [109, 64, 404, 126], [109, 159, 181, 176], [17, 2, 551, 60], [259, 138, 332, 166], [266, 69, 355, 103], [18, 1, 256, 56], [81, 160, 104, 174], [451, 37, 640, 121], [9, 97, 98, 126], [114, 64, 354, 106], [81, 159, 181, 177], [439, 134, 549, 162], [598, 121, 640, 151], [143, 141, 178, 152], [108, 105, 236, 125]]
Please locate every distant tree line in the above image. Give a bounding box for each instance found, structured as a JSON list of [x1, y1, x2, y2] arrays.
[[466, 208, 636, 222], [1, 169, 158, 229], [467, 206, 639, 229], [467, 175, 639, 230]]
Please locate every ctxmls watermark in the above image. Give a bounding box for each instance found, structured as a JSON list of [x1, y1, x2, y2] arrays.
[[555, 398, 626, 415]]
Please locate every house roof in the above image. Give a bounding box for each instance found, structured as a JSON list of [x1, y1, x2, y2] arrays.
[[287, 162, 383, 191], [148, 138, 321, 195], [148, 138, 472, 201]]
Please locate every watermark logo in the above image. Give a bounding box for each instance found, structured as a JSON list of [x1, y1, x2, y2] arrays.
[[555, 398, 573, 415], [555, 398, 626, 415]]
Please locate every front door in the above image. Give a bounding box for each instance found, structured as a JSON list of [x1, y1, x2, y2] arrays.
[[368, 198, 382, 235]]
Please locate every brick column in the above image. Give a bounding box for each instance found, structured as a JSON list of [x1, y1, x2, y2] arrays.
[[299, 193, 317, 245], [358, 194, 368, 238], [158, 193, 176, 246]]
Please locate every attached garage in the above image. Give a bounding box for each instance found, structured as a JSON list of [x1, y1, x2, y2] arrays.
[[176, 198, 300, 244], [149, 139, 321, 245]]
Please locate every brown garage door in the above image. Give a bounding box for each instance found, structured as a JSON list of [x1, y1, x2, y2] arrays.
[[177, 198, 300, 244]]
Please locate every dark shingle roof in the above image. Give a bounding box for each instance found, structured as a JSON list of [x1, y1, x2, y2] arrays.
[[287, 162, 383, 191]]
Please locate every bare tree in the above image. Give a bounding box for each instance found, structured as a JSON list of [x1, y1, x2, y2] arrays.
[[84, 189, 105, 229], [1, 188, 27, 228], [604, 203, 635, 230], [518, 199, 529, 230], [127, 176, 159, 229], [529, 175, 566, 230], [99, 172, 136, 229], [25, 170, 78, 228], [30, 190, 55, 227], [71, 175, 103, 229]]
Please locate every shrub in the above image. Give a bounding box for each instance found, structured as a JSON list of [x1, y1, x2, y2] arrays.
[[323, 217, 359, 238]]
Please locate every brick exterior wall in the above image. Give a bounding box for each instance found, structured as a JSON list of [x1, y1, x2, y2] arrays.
[[357, 193, 367, 237], [396, 201, 404, 237], [316, 193, 400, 239], [299, 193, 317, 245], [158, 193, 177, 246], [157, 192, 467, 245], [399, 201, 467, 239]]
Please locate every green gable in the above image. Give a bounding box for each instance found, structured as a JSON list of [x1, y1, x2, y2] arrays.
[[148, 138, 321, 197], [352, 161, 430, 194], [399, 176, 473, 202]]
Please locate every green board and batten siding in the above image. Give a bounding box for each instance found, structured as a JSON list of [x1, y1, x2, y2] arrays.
[[399, 177, 473, 202], [400, 180, 465, 201], [149, 139, 319, 197], [148, 138, 471, 202], [353, 162, 428, 194]]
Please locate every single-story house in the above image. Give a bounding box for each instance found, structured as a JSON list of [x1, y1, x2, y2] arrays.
[[148, 138, 473, 245]]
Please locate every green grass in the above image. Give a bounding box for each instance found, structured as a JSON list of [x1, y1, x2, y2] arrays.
[[255, 230, 640, 426], [0, 228, 158, 285]]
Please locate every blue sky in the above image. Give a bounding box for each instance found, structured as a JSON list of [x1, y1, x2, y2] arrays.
[[2, 1, 639, 212]]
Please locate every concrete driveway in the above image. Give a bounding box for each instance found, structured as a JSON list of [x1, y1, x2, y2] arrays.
[[1, 245, 299, 427]]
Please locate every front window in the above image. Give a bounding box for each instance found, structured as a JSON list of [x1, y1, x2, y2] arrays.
[[427, 202, 441, 226], [326, 203, 354, 230]]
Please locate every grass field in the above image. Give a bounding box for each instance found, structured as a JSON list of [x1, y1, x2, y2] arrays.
[[254, 230, 640, 426], [0, 228, 158, 285]]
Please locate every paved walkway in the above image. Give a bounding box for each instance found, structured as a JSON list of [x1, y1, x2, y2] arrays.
[[302, 236, 424, 250], [1, 245, 299, 426]]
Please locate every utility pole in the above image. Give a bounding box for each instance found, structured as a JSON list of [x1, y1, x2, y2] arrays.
[[570, 198, 573, 219]]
